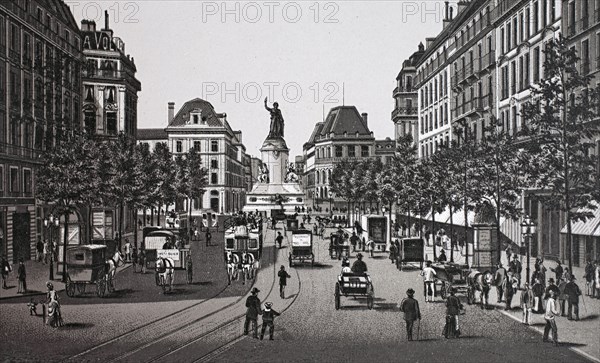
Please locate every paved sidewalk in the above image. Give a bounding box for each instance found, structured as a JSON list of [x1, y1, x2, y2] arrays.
[[0, 258, 131, 300]]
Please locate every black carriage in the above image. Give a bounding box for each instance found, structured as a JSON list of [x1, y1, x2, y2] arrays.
[[65, 245, 108, 298], [431, 262, 470, 300], [329, 233, 350, 260], [289, 229, 314, 267], [397, 237, 425, 270], [335, 272, 374, 310]]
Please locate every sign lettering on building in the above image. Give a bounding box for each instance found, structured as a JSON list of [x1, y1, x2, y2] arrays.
[[82, 31, 125, 53]]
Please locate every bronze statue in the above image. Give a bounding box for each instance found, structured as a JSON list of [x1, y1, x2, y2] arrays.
[[264, 97, 284, 138]]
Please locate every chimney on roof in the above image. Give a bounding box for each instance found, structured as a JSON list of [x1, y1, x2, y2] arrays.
[[418, 42, 425, 52], [449, 6, 454, 20], [426, 37, 436, 49], [361, 113, 368, 126], [443, 1, 452, 29], [445, 1, 449, 20], [457, 0, 469, 16], [168, 102, 175, 123], [81, 20, 96, 32], [104, 10, 110, 30], [234, 130, 242, 143]]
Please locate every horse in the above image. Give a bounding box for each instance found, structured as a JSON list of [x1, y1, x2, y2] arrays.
[[226, 251, 240, 285], [240, 252, 257, 284], [106, 250, 124, 293], [467, 270, 494, 309], [156, 257, 175, 293]]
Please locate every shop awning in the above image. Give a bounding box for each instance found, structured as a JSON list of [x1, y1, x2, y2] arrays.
[[560, 203, 600, 237]]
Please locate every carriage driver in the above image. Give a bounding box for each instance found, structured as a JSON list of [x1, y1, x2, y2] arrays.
[[351, 253, 368, 274]]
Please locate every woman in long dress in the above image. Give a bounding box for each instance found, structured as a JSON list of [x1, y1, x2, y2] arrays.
[[46, 282, 64, 328]]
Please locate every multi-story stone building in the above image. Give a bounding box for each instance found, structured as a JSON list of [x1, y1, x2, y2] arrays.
[[392, 43, 424, 147], [304, 106, 375, 207], [138, 98, 250, 215], [0, 0, 82, 262], [80, 12, 141, 246]]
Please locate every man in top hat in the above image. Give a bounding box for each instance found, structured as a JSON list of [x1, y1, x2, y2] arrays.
[[260, 302, 281, 340], [244, 287, 262, 338], [444, 287, 462, 338], [563, 274, 582, 321], [351, 253, 368, 274], [495, 263, 507, 303], [399, 288, 421, 341]]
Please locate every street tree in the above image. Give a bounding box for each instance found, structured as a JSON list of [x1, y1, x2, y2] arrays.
[[178, 147, 209, 239], [520, 36, 600, 271], [36, 133, 97, 282], [153, 142, 177, 226]]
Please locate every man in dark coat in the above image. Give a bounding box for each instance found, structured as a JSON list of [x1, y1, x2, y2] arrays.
[[495, 263, 507, 303], [350, 232, 359, 252], [509, 255, 522, 287], [351, 253, 368, 274], [244, 287, 262, 338], [260, 302, 281, 340], [551, 261, 564, 283], [399, 288, 421, 341], [444, 288, 462, 338], [563, 275, 582, 321], [205, 229, 212, 247], [276, 232, 284, 249], [278, 265, 291, 299], [532, 277, 545, 313]]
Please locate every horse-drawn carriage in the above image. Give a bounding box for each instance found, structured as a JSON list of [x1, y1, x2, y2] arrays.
[[431, 262, 470, 300], [65, 245, 123, 297], [289, 229, 314, 267], [335, 272, 374, 310], [329, 232, 350, 260], [397, 237, 425, 271], [224, 225, 262, 285]]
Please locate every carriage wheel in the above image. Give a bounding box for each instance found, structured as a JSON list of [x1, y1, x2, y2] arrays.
[[65, 278, 75, 297], [96, 278, 106, 298], [77, 283, 86, 295], [335, 283, 341, 310], [367, 295, 374, 310]]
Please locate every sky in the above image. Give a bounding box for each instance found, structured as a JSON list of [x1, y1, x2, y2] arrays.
[[68, 0, 453, 157]]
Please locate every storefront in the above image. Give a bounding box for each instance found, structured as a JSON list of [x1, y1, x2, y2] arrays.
[[560, 203, 600, 266]]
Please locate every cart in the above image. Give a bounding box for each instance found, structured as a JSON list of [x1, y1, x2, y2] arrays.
[[289, 229, 314, 267], [431, 262, 470, 300], [65, 245, 108, 298], [335, 272, 374, 310], [397, 237, 425, 271], [329, 232, 350, 260]]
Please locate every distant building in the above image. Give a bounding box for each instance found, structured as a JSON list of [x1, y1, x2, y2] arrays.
[[139, 98, 251, 215], [80, 12, 141, 246], [392, 43, 424, 148], [0, 1, 82, 262], [375, 138, 396, 165], [303, 106, 375, 206]]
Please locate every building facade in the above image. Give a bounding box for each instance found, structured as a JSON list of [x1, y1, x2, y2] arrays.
[[138, 98, 251, 216], [0, 0, 82, 262]]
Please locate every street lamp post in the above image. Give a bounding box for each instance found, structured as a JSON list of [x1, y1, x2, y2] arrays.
[[520, 214, 537, 284], [43, 214, 60, 281]]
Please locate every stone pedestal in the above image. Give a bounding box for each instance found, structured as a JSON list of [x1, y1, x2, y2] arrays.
[[261, 137, 288, 184]]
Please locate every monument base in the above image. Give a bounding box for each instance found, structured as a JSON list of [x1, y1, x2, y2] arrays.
[[242, 183, 305, 214]]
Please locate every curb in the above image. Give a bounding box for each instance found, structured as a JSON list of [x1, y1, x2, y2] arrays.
[[498, 309, 600, 363]]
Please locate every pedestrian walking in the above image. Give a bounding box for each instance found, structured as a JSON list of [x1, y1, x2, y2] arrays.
[[36, 237, 44, 262], [521, 282, 534, 325], [563, 274, 582, 321], [542, 289, 559, 346], [367, 238, 375, 257], [131, 248, 138, 272], [271, 218, 277, 230], [205, 229, 212, 247], [550, 260, 564, 283], [260, 302, 280, 340], [244, 287, 262, 338], [17, 258, 26, 294], [443, 288, 462, 338], [276, 232, 284, 249], [544, 278, 561, 300], [45, 282, 63, 328], [139, 249, 146, 274], [389, 242, 397, 264], [399, 288, 421, 341], [350, 232, 358, 252], [594, 261, 600, 299], [420, 261, 437, 302], [124, 239, 132, 262], [584, 260, 594, 296], [505, 273, 518, 310], [509, 254, 522, 287], [494, 263, 507, 303], [1, 255, 11, 289], [557, 278, 568, 316], [186, 255, 193, 284], [535, 257, 547, 287], [278, 265, 291, 299], [532, 277, 544, 313]]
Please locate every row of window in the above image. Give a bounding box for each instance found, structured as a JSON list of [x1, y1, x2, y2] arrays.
[[420, 71, 448, 108], [0, 164, 33, 197], [175, 139, 220, 153], [421, 103, 449, 135], [420, 133, 450, 159], [499, 0, 558, 56], [316, 144, 370, 159]]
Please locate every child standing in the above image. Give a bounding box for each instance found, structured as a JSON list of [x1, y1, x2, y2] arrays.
[[260, 302, 281, 340]]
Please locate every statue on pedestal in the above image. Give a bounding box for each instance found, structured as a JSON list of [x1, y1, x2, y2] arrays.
[[264, 97, 284, 139]]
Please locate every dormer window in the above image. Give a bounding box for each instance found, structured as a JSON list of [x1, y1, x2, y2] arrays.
[[190, 109, 204, 125], [193, 114, 199, 124]]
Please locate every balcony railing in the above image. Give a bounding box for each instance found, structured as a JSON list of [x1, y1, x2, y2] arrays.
[[391, 107, 417, 119], [452, 97, 483, 119], [82, 69, 126, 80], [0, 142, 43, 160], [480, 51, 495, 71], [582, 61, 590, 75]]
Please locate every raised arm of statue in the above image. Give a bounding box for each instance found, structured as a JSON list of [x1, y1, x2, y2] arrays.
[[264, 97, 272, 112]]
